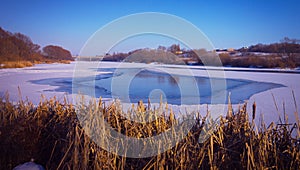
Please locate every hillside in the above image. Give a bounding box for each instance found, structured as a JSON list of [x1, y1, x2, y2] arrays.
[[123, 49, 184, 64]]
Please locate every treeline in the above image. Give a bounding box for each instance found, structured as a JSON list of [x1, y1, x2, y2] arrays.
[[219, 53, 300, 68], [0, 27, 73, 68], [99, 45, 210, 65], [98, 39, 300, 68], [239, 37, 300, 54], [76, 38, 300, 68]]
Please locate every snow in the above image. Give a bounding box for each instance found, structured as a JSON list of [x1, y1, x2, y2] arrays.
[[0, 61, 299, 126], [13, 161, 44, 170]]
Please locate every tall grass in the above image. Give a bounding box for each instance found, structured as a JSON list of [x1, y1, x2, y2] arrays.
[[0, 60, 72, 69], [0, 61, 34, 68], [0, 93, 299, 169]]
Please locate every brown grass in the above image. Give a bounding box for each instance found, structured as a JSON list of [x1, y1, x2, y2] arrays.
[[43, 60, 72, 64], [0, 60, 72, 69], [0, 61, 34, 68], [0, 94, 299, 169]]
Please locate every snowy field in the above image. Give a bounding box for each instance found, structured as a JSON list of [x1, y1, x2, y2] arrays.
[[0, 61, 299, 126]]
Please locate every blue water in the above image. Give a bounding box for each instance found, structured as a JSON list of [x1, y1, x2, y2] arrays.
[[31, 68, 284, 105]]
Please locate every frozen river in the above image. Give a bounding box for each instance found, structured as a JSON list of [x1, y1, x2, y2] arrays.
[[0, 61, 299, 125]]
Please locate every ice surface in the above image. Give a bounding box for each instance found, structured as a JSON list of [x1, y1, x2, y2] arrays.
[[0, 61, 299, 126]]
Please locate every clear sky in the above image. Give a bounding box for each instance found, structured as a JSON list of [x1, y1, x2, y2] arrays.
[[1, 0, 299, 55]]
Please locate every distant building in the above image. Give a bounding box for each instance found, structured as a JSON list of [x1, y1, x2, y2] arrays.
[[175, 50, 183, 55]]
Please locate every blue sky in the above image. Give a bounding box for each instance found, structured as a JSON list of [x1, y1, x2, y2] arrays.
[[1, 0, 299, 55]]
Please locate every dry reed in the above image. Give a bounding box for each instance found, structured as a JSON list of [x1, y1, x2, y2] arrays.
[[0, 93, 299, 170]]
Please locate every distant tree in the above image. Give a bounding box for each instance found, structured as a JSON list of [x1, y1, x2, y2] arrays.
[[167, 44, 181, 54], [0, 27, 42, 62], [280, 37, 300, 44], [157, 45, 166, 51], [0, 27, 75, 66], [124, 48, 182, 64], [128, 48, 142, 55], [42, 45, 73, 61], [244, 38, 300, 55], [102, 52, 129, 61]]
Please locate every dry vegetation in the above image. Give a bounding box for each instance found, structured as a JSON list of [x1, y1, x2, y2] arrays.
[[0, 60, 72, 69], [0, 27, 74, 69], [0, 93, 299, 170], [219, 53, 300, 68], [0, 61, 34, 68]]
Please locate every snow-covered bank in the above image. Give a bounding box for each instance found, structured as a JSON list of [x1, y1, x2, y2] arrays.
[[0, 61, 299, 125]]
